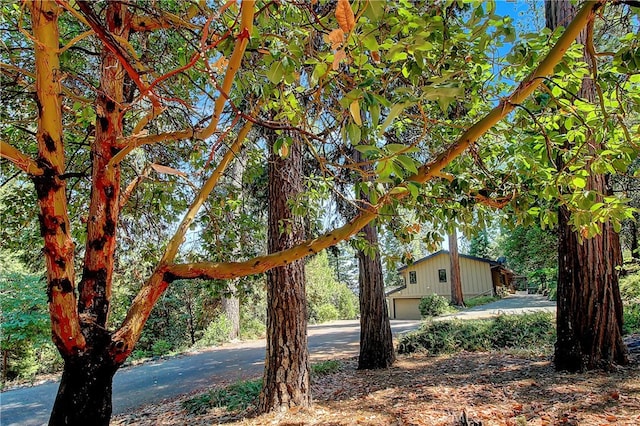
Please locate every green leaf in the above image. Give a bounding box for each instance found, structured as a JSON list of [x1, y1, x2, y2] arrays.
[[347, 123, 361, 145], [266, 61, 285, 84], [572, 176, 587, 189], [380, 103, 412, 134]]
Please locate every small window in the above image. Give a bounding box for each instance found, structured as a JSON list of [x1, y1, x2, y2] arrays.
[[409, 271, 417, 284], [438, 269, 447, 283]]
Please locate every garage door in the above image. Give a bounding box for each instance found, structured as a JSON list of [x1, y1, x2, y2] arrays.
[[393, 298, 422, 320]]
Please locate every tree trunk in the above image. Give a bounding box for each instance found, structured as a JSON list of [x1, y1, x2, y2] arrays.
[[448, 229, 464, 307], [259, 135, 310, 412], [630, 213, 639, 260], [350, 149, 395, 370], [222, 281, 240, 340], [49, 329, 119, 425], [222, 156, 244, 340], [546, 0, 628, 371], [357, 221, 395, 370]]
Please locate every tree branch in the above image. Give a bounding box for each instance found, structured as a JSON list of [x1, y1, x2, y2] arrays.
[[29, 0, 85, 355], [0, 141, 44, 176], [109, 0, 255, 166]]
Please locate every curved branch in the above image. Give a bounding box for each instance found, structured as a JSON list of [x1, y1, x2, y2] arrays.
[[0, 141, 44, 176]]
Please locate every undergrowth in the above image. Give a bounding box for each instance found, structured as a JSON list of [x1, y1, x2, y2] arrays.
[[464, 295, 500, 308], [397, 313, 556, 355], [182, 360, 344, 415]]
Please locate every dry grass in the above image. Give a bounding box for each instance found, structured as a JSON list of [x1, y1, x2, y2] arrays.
[[112, 348, 640, 426]]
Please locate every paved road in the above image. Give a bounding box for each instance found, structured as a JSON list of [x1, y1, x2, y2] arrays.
[[0, 320, 421, 426], [437, 293, 556, 321]]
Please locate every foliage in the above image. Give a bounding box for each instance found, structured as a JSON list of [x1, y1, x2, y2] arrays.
[[500, 225, 558, 276], [623, 304, 640, 335], [620, 269, 640, 302], [181, 359, 344, 415], [620, 268, 640, 335], [464, 295, 500, 309], [0, 255, 62, 382], [306, 252, 359, 323], [315, 304, 340, 323], [182, 379, 263, 415], [311, 360, 342, 377], [469, 230, 491, 259], [196, 314, 232, 348], [398, 313, 556, 355], [418, 294, 452, 318]]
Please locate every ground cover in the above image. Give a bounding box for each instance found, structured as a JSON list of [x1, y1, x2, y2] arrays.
[[112, 344, 640, 426]]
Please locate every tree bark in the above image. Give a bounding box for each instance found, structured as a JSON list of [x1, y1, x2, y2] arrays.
[[221, 284, 240, 340], [630, 213, 639, 260], [259, 135, 310, 412], [546, 0, 628, 371], [48, 329, 119, 426], [350, 149, 395, 370], [448, 229, 464, 307], [357, 221, 396, 370]]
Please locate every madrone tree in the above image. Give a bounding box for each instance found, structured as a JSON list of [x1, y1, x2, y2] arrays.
[[1, 0, 630, 423]]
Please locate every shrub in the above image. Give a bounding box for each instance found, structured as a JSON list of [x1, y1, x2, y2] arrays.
[[182, 379, 262, 414], [623, 303, 640, 335], [240, 317, 266, 340], [398, 313, 556, 355], [418, 294, 451, 317], [151, 339, 172, 357], [315, 303, 340, 323], [465, 295, 499, 308], [196, 314, 232, 348], [311, 360, 342, 376]]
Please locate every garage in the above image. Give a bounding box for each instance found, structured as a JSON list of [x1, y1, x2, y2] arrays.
[[392, 298, 422, 320]]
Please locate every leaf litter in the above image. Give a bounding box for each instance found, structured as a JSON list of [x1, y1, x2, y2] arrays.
[[112, 348, 639, 426]]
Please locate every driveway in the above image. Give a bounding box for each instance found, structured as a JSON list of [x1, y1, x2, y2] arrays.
[[437, 293, 556, 321], [0, 319, 420, 426]]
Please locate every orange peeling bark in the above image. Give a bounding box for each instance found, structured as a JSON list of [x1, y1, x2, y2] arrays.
[[29, 0, 85, 355]]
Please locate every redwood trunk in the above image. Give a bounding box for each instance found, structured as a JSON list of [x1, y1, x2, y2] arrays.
[[546, 0, 628, 371], [448, 229, 464, 307], [259, 136, 310, 412], [351, 149, 395, 370], [357, 222, 395, 370]]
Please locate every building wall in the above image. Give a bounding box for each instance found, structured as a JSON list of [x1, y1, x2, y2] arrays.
[[389, 252, 494, 319]]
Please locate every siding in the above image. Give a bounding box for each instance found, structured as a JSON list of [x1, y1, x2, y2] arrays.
[[393, 252, 494, 300]]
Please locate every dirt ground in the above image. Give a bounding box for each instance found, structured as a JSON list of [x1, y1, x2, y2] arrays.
[[112, 344, 640, 426]]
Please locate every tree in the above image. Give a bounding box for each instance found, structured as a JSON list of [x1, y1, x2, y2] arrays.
[[259, 132, 310, 411], [448, 229, 465, 307], [545, 1, 628, 371], [0, 0, 621, 422]]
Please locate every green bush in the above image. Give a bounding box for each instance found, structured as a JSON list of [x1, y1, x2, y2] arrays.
[[311, 360, 342, 376], [306, 252, 359, 323], [418, 294, 451, 317], [623, 303, 640, 335], [464, 295, 500, 308], [182, 379, 262, 414], [315, 303, 340, 323], [196, 314, 232, 348], [398, 313, 556, 355], [151, 340, 172, 357], [240, 317, 266, 340], [1, 259, 62, 382], [620, 272, 640, 302]]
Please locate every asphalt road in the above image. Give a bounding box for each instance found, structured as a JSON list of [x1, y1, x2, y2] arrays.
[[0, 320, 421, 426], [437, 293, 556, 321]]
